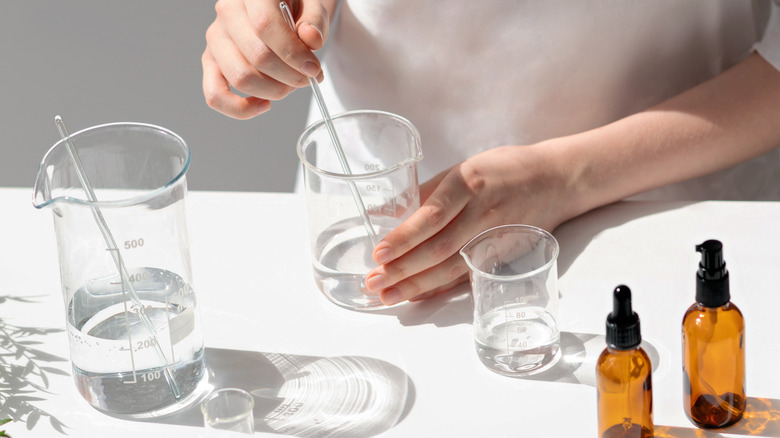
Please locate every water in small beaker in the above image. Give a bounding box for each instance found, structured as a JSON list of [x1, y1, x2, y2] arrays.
[[474, 304, 559, 375]]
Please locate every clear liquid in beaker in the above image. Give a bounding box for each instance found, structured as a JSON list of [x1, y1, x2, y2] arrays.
[[312, 218, 393, 309], [67, 267, 206, 416], [474, 304, 560, 376]]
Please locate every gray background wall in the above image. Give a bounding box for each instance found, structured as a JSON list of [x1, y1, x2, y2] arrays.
[[1, 1, 309, 193]]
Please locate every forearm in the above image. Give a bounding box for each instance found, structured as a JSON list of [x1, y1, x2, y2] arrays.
[[551, 52, 780, 220]]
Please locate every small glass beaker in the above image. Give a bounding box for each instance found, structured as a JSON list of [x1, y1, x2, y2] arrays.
[[297, 110, 422, 310], [201, 388, 255, 434], [460, 225, 561, 376], [32, 123, 207, 417]]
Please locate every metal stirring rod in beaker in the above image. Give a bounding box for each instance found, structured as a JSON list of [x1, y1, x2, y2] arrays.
[[279, 1, 378, 247], [54, 115, 182, 400]]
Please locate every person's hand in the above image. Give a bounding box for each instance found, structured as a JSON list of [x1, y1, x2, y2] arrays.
[[364, 144, 576, 306], [202, 0, 329, 119]]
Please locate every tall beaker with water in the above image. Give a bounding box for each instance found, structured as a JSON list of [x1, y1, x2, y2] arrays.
[[297, 110, 423, 310], [33, 122, 207, 417]]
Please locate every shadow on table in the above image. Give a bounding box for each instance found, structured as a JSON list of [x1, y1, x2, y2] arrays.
[[555, 200, 695, 277], [365, 202, 698, 328], [514, 331, 660, 387], [370, 283, 473, 328], [655, 399, 780, 437], [141, 347, 414, 437], [0, 295, 70, 435]]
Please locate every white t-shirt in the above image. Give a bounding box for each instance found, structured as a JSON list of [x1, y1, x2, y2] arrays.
[[304, 0, 780, 200]]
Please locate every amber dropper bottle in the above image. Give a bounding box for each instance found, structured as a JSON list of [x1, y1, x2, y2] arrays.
[[597, 285, 653, 438], [682, 239, 745, 428]]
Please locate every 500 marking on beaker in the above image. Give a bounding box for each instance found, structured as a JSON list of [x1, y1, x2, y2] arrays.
[[124, 238, 145, 249]]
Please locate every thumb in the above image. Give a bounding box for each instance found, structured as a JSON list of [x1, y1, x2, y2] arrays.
[[296, 0, 330, 51]]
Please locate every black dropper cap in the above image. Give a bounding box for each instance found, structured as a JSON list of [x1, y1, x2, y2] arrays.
[[696, 239, 730, 307], [606, 285, 641, 350]]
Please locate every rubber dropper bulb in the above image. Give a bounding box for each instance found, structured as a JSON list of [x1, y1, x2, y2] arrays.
[[696, 240, 730, 307], [605, 285, 641, 350]]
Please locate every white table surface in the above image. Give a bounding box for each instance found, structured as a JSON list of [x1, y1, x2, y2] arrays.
[[1, 187, 779, 437]]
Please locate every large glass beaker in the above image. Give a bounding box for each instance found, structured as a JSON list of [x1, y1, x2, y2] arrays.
[[297, 110, 423, 310], [32, 122, 207, 417]]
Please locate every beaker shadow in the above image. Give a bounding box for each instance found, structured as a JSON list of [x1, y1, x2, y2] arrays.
[[141, 347, 414, 437], [512, 331, 660, 387]]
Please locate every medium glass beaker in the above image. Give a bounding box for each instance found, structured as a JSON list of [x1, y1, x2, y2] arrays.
[[33, 123, 207, 417], [460, 225, 561, 376], [297, 110, 423, 310]]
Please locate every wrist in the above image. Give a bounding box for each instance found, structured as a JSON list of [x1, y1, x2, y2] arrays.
[[527, 138, 592, 226]]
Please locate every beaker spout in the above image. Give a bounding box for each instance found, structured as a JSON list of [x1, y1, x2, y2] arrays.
[[32, 166, 51, 209]]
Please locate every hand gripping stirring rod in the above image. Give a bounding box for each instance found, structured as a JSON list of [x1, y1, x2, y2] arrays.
[[279, 1, 378, 248], [54, 116, 182, 400]]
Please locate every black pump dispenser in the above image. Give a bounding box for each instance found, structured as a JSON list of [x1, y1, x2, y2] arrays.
[[696, 240, 730, 307], [606, 285, 641, 350]]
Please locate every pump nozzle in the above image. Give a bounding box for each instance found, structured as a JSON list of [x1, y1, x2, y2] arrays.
[[696, 240, 727, 280], [695, 239, 730, 307], [606, 285, 641, 350]]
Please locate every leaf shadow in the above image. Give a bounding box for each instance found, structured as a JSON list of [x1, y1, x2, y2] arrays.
[[0, 295, 70, 435]]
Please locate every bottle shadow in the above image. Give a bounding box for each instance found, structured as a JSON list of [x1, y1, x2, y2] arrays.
[[139, 347, 415, 437], [720, 397, 780, 437], [655, 399, 780, 437]]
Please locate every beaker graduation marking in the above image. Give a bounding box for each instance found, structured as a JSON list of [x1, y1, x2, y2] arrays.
[[54, 116, 182, 399]]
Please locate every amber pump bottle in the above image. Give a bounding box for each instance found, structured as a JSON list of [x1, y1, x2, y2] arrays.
[[597, 285, 653, 438], [682, 240, 745, 428]]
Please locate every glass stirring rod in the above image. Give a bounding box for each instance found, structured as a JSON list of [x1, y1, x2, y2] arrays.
[[279, 1, 378, 247], [55, 116, 182, 400]]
